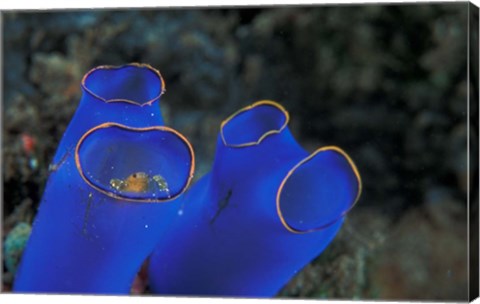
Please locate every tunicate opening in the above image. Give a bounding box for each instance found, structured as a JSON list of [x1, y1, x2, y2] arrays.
[[277, 147, 361, 233], [75, 123, 194, 202], [82, 63, 164, 105], [221, 100, 289, 147]]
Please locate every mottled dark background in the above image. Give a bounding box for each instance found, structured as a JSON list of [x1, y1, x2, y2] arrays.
[[2, 3, 477, 300]]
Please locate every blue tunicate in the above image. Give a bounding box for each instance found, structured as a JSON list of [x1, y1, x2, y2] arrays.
[[50, 63, 166, 166], [148, 100, 361, 297], [13, 64, 195, 294]]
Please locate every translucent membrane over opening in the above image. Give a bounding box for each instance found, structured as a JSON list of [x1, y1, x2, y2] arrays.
[[277, 147, 361, 233], [75, 123, 194, 202], [82, 63, 164, 105], [221, 101, 288, 147]]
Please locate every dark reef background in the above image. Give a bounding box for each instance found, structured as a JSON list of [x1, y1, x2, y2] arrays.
[[2, 3, 477, 300]]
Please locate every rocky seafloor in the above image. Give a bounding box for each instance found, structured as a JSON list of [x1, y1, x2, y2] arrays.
[[2, 3, 476, 300]]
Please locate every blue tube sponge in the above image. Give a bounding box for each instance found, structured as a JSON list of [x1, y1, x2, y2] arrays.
[[147, 100, 361, 297], [13, 65, 195, 294]]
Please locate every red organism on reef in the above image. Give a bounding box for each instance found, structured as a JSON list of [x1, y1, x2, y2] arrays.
[[21, 133, 37, 155]]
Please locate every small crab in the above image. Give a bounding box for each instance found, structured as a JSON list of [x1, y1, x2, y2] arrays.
[[110, 172, 170, 195], [110, 172, 150, 193]]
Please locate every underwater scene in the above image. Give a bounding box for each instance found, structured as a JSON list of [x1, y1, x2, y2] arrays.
[[2, 3, 478, 301]]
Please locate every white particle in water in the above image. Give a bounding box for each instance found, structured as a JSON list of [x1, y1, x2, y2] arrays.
[[151, 113, 154, 116], [178, 209, 184, 216], [29, 158, 38, 170], [145, 224, 149, 228]]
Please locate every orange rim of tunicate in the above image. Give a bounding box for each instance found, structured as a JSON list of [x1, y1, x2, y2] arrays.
[[81, 63, 166, 106], [276, 146, 362, 234], [74, 122, 195, 203], [220, 100, 290, 148]]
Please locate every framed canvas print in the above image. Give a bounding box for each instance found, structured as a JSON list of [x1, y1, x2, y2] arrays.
[[1, 1, 479, 302]]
